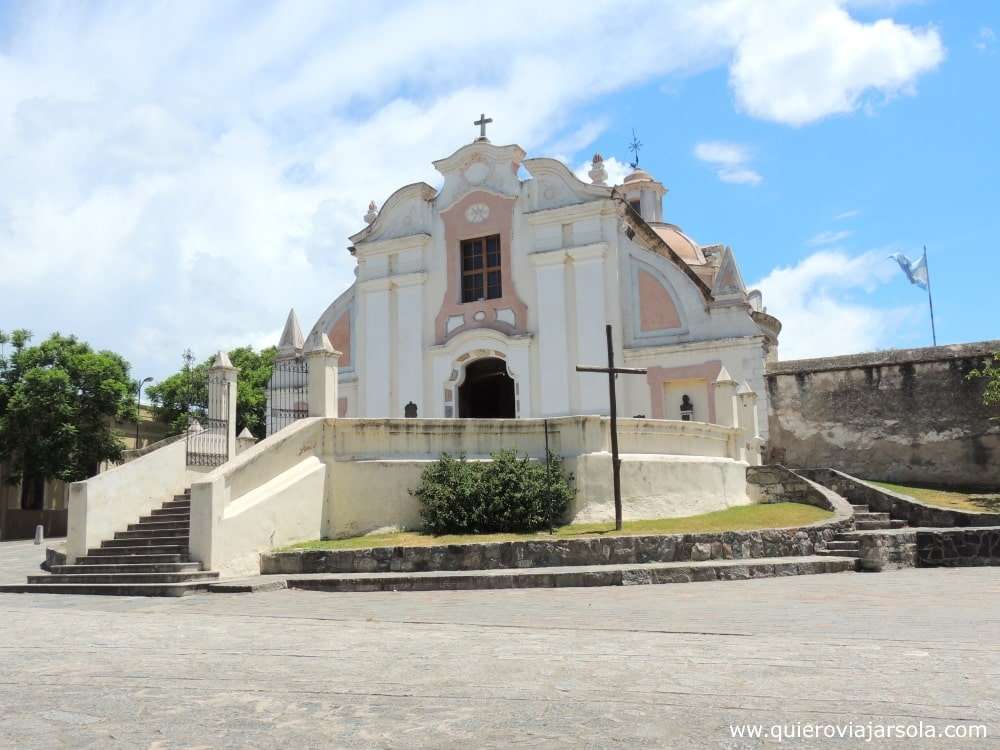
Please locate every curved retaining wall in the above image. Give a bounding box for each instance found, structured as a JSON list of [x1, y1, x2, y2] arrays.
[[798, 468, 1000, 527], [262, 466, 854, 574]]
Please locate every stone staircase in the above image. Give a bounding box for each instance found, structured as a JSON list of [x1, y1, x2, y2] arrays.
[[0, 489, 220, 596], [817, 502, 907, 560]]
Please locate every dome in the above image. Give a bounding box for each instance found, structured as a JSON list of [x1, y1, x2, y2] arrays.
[[651, 223, 704, 265], [623, 167, 653, 184]]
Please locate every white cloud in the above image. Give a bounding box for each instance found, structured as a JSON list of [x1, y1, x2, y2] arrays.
[[807, 229, 853, 246], [834, 209, 861, 220], [753, 250, 918, 359], [718, 1, 944, 125], [694, 141, 763, 185], [0, 1, 945, 379], [975, 27, 996, 53]]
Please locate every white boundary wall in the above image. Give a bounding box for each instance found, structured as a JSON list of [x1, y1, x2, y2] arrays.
[[66, 438, 206, 563], [189, 416, 754, 576]]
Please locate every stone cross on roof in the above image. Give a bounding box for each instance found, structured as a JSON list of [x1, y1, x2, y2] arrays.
[[474, 112, 493, 141]]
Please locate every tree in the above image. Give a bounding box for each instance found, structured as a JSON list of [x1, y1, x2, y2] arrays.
[[147, 345, 276, 438], [0, 331, 134, 485], [968, 353, 1000, 407], [145, 349, 206, 434]]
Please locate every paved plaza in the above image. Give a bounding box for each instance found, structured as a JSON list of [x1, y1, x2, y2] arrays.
[[1, 541, 998, 749]]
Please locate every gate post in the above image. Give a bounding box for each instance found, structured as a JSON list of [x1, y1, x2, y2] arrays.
[[713, 366, 741, 460], [209, 351, 238, 462], [304, 331, 341, 418], [736, 381, 763, 466]]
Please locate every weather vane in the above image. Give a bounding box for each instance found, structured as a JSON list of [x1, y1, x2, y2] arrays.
[[628, 129, 642, 169]]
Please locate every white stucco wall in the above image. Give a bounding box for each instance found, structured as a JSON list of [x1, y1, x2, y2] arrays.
[[185, 414, 758, 575], [66, 436, 203, 563], [189, 418, 327, 575]]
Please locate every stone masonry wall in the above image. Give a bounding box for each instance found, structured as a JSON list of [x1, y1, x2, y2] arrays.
[[916, 528, 1000, 567], [264, 466, 855, 575], [263, 522, 852, 575], [766, 341, 1000, 488]]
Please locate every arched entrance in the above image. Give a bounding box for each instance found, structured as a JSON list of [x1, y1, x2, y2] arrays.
[[458, 357, 515, 418]]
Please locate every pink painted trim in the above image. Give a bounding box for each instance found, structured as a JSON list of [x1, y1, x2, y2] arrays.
[[433, 191, 528, 344], [638, 269, 681, 332], [328, 309, 351, 368], [646, 360, 723, 423]]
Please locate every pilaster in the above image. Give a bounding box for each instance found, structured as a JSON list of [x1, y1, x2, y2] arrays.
[[530, 250, 570, 415]]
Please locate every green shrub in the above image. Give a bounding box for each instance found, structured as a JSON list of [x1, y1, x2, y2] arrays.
[[413, 449, 574, 534]]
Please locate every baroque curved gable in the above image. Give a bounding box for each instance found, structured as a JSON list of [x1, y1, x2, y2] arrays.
[[433, 141, 525, 211], [521, 157, 611, 212], [349, 182, 436, 245]]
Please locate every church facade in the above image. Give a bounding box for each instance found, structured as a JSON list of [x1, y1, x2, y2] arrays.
[[274, 125, 780, 433]]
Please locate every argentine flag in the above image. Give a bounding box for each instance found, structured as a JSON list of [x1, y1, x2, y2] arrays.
[[889, 250, 929, 290]]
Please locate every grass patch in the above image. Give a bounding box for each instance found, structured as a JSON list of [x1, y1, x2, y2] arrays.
[[284, 502, 833, 552], [869, 481, 1000, 513]]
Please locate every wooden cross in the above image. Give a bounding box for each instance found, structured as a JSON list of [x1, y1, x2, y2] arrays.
[[474, 112, 493, 139], [576, 325, 647, 531]]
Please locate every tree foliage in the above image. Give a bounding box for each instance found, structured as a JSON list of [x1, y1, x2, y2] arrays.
[[968, 353, 1000, 407], [147, 346, 276, 437], [0, 330, 134, 484], [413, 450, 573, 534]]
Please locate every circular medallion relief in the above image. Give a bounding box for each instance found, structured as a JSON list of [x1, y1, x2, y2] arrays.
[[465, 203, 490, 223], [473, 310, 487, 321]]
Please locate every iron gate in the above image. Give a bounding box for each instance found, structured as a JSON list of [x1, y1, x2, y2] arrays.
[[267, 358, 309, 436], [185, 374, 230, 467]]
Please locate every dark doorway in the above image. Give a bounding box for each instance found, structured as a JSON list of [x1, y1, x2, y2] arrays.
[[458, 357, 515, 418]]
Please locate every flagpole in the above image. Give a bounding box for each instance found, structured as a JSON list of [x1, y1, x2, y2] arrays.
[[924, 245, 937, 347]]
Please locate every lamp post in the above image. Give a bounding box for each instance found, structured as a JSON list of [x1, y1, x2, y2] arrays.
[[136, 376, 153, 449]]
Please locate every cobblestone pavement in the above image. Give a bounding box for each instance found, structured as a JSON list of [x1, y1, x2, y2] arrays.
[[0, 538, 53, 583], [1, 543, 998, 748]]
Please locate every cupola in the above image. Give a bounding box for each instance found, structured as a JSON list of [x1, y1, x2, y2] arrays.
[[618, 165, 667, 224]]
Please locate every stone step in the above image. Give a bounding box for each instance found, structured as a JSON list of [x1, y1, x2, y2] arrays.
[[855, 511, 890, 521], [51, 562, 202, 575], [127, 521, 189, 532], [0, 581, 213, 597], [280, 556, 858, 593], [889, 519, 907, 529], [825, 540, 860, 551], [173, 492, 191, 500], [817, 548, 861, 559], [115, 529, 189, 541], [101, 531, 188, 547], [76, 553, 188, 565], [855, 520, 894, 531], [27, 571, 219, 585], [146, 510, 190, 520], [162, 501, 191, 511], [93, 541, 188, 554], [851, 504, 870, 513]]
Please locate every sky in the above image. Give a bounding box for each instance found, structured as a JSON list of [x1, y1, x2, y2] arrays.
[[0, 0, 997, 380]]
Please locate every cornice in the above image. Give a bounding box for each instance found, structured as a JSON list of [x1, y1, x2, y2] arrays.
[[523, 198, 618, 225], [528, 248, 568, 267], [354, 233, 431, 258], [566, 242, 608, 262], [358, 271, 428, 292]]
